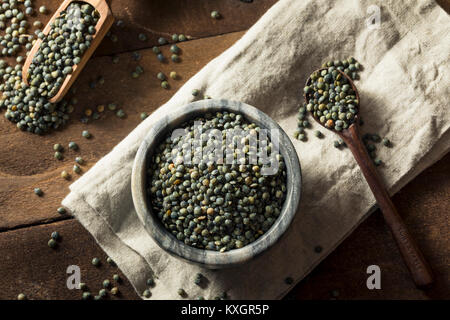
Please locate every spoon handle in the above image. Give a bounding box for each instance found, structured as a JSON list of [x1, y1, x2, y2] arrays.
[[343, 125, 434, 288]]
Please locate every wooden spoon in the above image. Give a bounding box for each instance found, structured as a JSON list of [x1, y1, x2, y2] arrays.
[[22, 0, 114, 104], [304, 68, 434, 288]]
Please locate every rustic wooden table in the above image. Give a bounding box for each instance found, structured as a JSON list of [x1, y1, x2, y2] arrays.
[[0, 0, 448, 300]]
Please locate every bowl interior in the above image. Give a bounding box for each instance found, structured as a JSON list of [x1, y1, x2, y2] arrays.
[[131, 99, 301, 268]]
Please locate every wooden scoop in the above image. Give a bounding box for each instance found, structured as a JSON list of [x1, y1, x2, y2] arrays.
[[22, 0, 114, 103], [304, 68, 434, 288]]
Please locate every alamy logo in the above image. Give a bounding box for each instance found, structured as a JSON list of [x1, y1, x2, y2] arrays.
[[366, 265, 381, 289], [366, 5, 381, 30], [66, 265, 81, 289]]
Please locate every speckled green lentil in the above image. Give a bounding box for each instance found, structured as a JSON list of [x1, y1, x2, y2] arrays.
[[107, 257, 115, 266], [177, 288, 187, 297], [57, 207, 67, 214], [48, 238, 57, 248], [116, 109, 125, 118], [170, 71, 177, 79], [2, 3, 100, 135], [211, 11, 221, 19], [161, 81, 169, 89], [111, 287, 119, 295], [140, 112, 148, 120], [92, 257, 100, 266], [17, 293, 27, 300], [61, 170, 70, 180], [75, 156, 84, 165], [79, 283, 87, 291], [148, 111, 287, 252], [34, 187, 43, 196], [82, 130, 91, 139], [73, 164, 81, 174], [113, 274, 121, 282], [102, 279, 111, 289], [51, 231, 60, 240], [54, 151, 63, 160], [82, 292, 92, 300], [143, 289, 151, 298], [68, 142, 78, 150]]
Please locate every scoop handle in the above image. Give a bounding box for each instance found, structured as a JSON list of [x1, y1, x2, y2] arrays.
[[342, 125, 434, 288]]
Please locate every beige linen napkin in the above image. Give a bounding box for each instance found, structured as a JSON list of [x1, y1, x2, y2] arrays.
[[63, 0, 450, 299]]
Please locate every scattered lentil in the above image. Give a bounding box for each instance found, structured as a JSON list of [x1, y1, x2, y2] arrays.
[[82, 130, 91, 139], [51, 231, 60, 240], [79, 283, 88, 291], [161, 81, 169, 89], [57, 207, 67, 215], [211, 11, 221, 19], [75, 156, 84, 165], [54, 151, 63, 160], [113, 274, 121, 282], [116, 109, 125, 118], [177, 288, 187, 297], [68, 142, 79, 150], [140, 112, 148, 120], [157, 72, 166, 81], [82, 292, 92, 300], [48, 238, 57, 248], [143, 289, 151, 298], [111, 287, 119, 295], [73, 164, 81, 174], [34, 188, 43, 196], [170, 71, 177, 79], [107, 257, 115, 266], [191, 89, 199, 96], [92, 257, 100, 266], [17, 293, 27, 300], [61, 170, 70, 180]]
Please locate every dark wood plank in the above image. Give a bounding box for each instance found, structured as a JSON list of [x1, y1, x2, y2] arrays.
[[287, 152, 450, 300], [0, 219, 139, 300]]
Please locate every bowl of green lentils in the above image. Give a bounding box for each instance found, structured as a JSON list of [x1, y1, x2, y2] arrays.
[[131, 99, 301, 268]]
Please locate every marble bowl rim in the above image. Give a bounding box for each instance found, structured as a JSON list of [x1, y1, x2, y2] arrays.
[[131, 99, 302, 268]]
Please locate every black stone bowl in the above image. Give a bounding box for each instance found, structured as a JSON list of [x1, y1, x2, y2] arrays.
[[131, 99, 301, 268]]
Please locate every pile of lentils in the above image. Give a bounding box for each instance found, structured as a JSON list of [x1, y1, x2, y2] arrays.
[[303, 57, 361, 132], [27, 2, 99, 98], [0, 1, 98, 134], [147, 111, 287, 252]]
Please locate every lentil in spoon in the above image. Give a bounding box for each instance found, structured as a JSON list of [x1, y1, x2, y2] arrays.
[[303, 68, 434, 288]]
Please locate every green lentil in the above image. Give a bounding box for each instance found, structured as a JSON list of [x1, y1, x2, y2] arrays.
[[102, 279, 111, 289], [178, 34, 186, 41], [39, 6, 48, 14], [34, 188, 43, 196], [191, 89, 199, 96], [82, 130, 91, 139], [68, 142, 78, 150], [284, 277, 294, 285], [382, 138, 391, 147], [107, 257, 115, 266], [161, 81, 169, 89], [146, 278, 155, 287], [170, 44, 180, 54], [17, 293, 27, 300], [177, 288, 187, 297], [54, 151, 63, 160], [197, 296, 205, 300], [314, 130, 323, 138], [157, 72, 166, 81], [211, 11, 221, 19], [54, 144, 63, 152], [82, 292, 92, 300], [48, 238, 57, 248], [158, 37, 167, 45], [140, 112, 148, 120], [92, 257, 100, 266], [111, 287, 119, 295], [143, 289, 151, 298], [98, 289, 107, 298], [152, 46, 160, 54], [171, 54, 180, 62], [170, 71, 177, 79], [75, 156, 84, 165], [79, 283, 88, 290], [138, 33, 147, 41], [172, 34, 178, 42], [113, 274, 121, 282], [73, 164, 81, 174], [374, 158, 382, 166], [51, 231, 60, 240], [116, 109, 125, 118], [61, 170, 70, 180], [57, 207, 67, 215], [194, 273, 203, 286]]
